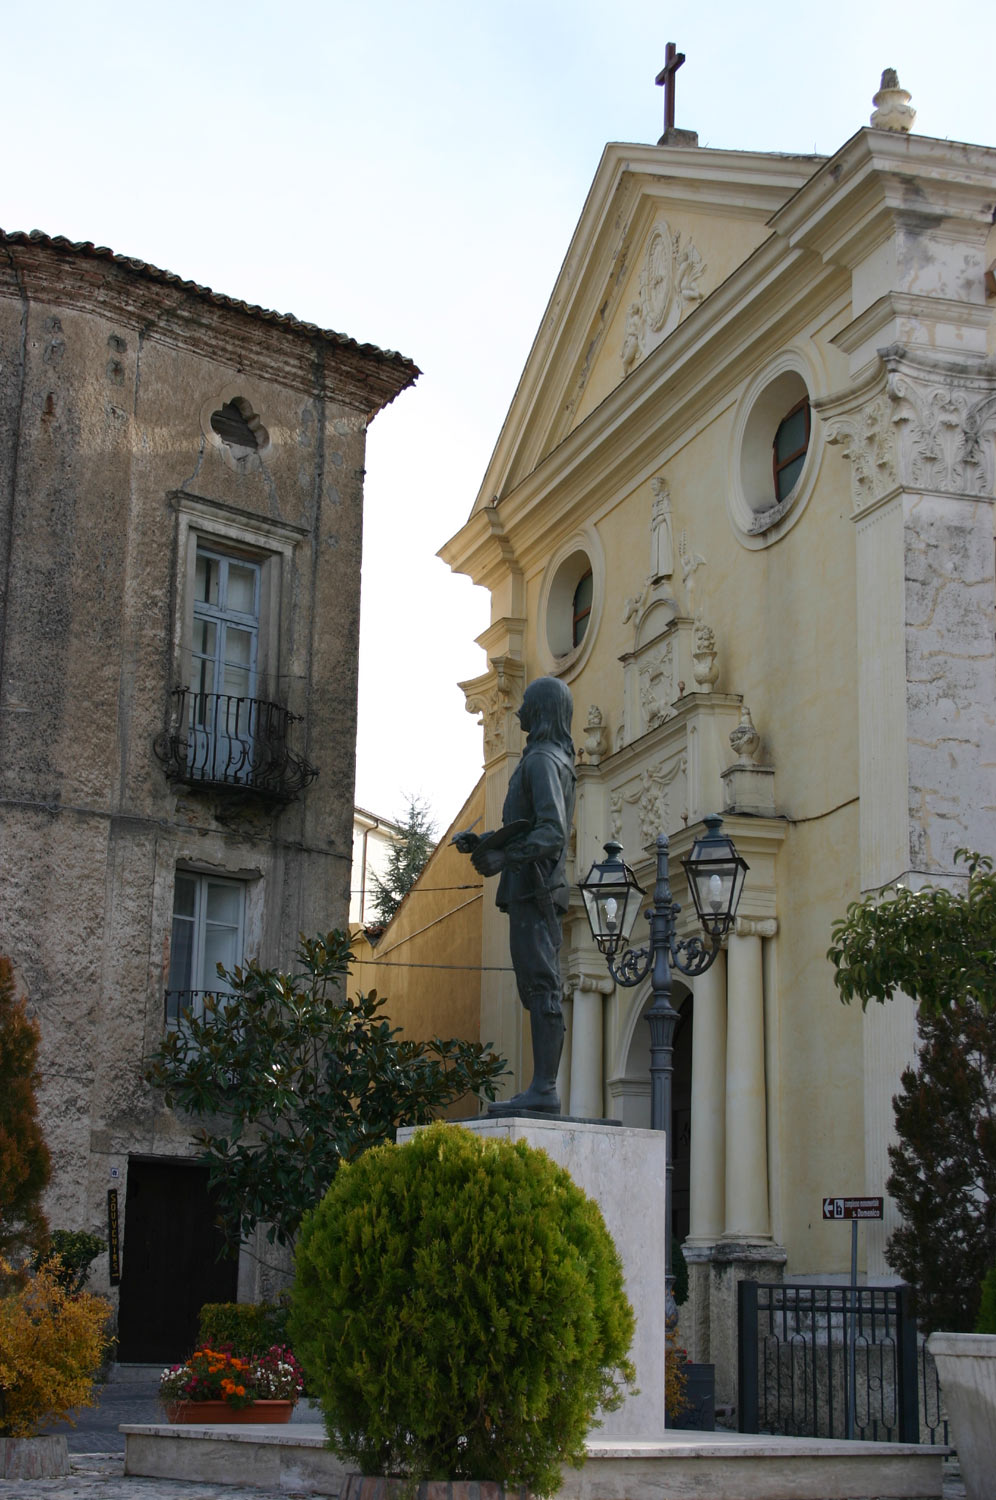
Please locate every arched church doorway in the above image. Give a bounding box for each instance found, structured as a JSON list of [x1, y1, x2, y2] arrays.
[[612, 986, 693, 1243]]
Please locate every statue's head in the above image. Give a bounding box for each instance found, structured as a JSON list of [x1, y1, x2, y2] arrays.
[[517, 676, 574, 754]]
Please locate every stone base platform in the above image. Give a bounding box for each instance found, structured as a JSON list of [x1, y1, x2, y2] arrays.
[[123, 1422, 946, 1500]]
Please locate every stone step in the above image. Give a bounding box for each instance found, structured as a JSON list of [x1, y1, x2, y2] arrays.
[[123, 1422, 947, 1500]]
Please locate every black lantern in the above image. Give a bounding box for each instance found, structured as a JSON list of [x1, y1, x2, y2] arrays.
[[578, 840, 645, 958], [579, 815, 748, 1319], [681, 813, 749, 940]]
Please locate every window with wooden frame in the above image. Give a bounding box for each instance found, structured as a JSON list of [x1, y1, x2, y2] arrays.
[[772, 397, 811, 503], [165, 871, 246, 1025], [572, 568, 593, 648]]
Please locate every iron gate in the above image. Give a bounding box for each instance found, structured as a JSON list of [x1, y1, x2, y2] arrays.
[[737, 1282, 944, 1443]]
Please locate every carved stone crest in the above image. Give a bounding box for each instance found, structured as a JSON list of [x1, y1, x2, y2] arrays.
[[620, 218, 706, 373]]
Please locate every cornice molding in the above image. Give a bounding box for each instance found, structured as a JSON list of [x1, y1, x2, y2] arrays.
[[768, 128, 996, 269], [466, 143, 824, 516], [0, 234, 418, 414]]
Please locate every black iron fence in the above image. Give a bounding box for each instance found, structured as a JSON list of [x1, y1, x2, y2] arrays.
[[154, 688, 318, 803], [738, 1282, 947, 1444]]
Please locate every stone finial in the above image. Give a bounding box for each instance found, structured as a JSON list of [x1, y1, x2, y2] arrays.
[[582, 705, 609, 766], [691, 617, 719, 692], [730, 705, 761, 766], [870, 69, 916, 133]]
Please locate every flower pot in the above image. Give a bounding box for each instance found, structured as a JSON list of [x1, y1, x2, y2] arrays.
[[670, 1361, 715, 1431], [1, 1436, 70, 1480], [166, 1399, 294, 1425], [927, 1332, 996, 1500]]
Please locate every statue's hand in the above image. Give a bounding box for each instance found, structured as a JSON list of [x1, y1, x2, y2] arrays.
[[452, 829, 482, 854], [471, 847, 506, 878]]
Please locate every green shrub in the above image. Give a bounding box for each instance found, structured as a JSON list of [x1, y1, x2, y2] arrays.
[[34, 1230, 105, 1296], [198, 1299, 290, 1354], [289, 1121, 635, 1497], [975, 1267, 996, 1333]]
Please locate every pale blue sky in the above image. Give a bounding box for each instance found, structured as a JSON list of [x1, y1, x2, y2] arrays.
[[5, 1, 993, 829]]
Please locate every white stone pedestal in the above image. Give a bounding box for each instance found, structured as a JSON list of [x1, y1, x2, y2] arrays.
[[402, 1116, 668, 1440]]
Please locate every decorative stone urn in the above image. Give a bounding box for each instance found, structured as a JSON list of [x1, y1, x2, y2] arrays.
[[926, 1332, 996, 1500]]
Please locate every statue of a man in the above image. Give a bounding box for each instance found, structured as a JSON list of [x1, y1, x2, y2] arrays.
[[453, 676, 576, 1114]]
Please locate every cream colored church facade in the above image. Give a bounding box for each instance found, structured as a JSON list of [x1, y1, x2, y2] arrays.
[[440, 82, 996, 1388]]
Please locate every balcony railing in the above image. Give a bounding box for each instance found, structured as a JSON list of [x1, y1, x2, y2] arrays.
[[154, 688, 319, 803], [164, 988, 228, 1027]]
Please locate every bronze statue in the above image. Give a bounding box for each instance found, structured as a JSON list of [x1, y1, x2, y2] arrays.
[[454, 677, 576, 1114]]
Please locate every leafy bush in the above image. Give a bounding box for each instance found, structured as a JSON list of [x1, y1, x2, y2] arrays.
[[975, 1267, 996, 1334], [0, 956, 51, 1277], [289, 1121, 635, 1497], [34, 1230, 105, 1295], [665, 1327, 687, 1418], [146, 930, 507, 1246], [0, 1258, 110, 1437], [198, 1299, 289, 1355]]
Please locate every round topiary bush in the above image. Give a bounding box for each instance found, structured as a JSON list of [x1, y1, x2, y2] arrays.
[[289, 1121, 634, 1496]]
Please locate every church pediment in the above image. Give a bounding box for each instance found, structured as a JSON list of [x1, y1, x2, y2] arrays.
[[469, 144, 822, 511]]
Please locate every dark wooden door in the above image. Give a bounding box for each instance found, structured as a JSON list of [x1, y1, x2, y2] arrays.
[[116, 1157, 238, 1363]]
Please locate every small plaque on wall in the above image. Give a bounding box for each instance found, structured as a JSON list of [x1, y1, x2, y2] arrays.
[[107, 1188, 121, 1285]]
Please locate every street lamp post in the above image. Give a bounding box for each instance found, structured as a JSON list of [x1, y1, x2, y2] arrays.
[[579, 813, 748, 1313]]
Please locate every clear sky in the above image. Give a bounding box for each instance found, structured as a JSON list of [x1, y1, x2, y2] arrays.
[[5, 1, 993, 833]]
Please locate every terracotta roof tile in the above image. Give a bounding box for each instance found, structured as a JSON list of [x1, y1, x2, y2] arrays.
[[0, 227, 419, 382]]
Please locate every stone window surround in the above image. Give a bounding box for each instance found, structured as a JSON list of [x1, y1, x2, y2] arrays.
[[728, 346, 824, 549], [172, 494, 308, 704], [536, 524, 605, 682]]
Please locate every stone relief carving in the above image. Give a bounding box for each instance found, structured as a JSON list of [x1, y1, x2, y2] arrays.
[[639, 640, 675, 730], [650, 476, 674, 580], [823, 350, 996, 512], [609, 756, 688, 845], [823, 394, 898, 511], [462, 656, 525, 761], [888, 370, 996, 497], [620, 219, 706, 373], [677, 530, 706, 617]]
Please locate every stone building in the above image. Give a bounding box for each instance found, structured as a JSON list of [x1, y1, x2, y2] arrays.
[[437, 77, 996, 1402], [0, 229, 416, 1359]]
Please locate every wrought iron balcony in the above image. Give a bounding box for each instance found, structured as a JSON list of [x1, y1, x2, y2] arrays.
[[154, 688, 319, 804]]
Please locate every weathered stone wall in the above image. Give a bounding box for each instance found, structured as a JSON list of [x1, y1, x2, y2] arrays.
[[0, 234, 415, 1319]]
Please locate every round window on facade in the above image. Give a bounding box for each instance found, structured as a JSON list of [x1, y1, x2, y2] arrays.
[[538, 534, 603, 680], [729, 357, 820, 546]]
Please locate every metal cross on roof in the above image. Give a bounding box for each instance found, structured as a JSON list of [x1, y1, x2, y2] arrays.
[[655, 42, 685, 137]]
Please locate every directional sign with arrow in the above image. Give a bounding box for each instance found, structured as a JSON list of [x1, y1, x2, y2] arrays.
[[822, 1196, 883, 1220]]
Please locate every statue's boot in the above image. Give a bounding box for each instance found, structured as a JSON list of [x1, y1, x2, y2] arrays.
[[504, 1010, 565, 1114]]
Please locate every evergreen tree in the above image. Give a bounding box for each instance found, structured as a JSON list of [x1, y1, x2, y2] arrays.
[[0, 956, 51, 1273], [828, 852, 996, 1329], [369, 795, 436, 924], [886, 998, 996, 1331]]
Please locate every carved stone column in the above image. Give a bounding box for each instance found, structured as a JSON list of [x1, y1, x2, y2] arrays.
[[564, 970, 613, 1119], [724, 917, 777, 1241], [819, 347, 996, 1275], [686, 951, 727, 1246]]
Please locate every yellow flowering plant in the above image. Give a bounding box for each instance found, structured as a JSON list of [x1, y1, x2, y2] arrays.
[[159, 1345, 303, 1411], [0, 1257, 111, 1438]]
